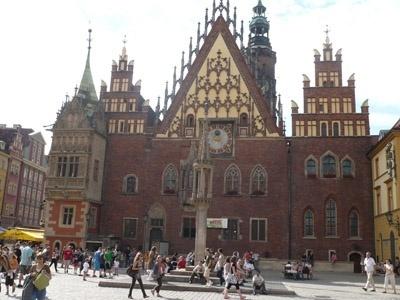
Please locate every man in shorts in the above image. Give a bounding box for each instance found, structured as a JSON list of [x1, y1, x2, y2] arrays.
[[17, 242, 33, 288]]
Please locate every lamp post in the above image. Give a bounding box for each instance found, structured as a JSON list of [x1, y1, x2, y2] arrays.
[[385, 211, 400, 236]]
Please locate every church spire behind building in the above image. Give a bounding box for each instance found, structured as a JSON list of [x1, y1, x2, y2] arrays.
[[78, 28, 98, 103]]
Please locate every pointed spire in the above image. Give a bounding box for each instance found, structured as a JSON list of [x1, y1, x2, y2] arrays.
[[78, 28, 98, 102]]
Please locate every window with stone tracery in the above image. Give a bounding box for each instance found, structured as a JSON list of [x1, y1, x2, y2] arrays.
[[224, 165, 240, 195], [163, 165, 178, 194], [250, 165, 267, 195], [325, 199, 337, 236], [322, 154, 336, 178], [304, 209, 314, 237]]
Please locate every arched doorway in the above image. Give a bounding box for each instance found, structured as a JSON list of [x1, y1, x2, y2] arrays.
[[150, 228, 163, 248], [146, 203, 166, 251], [349, 252, 362, 273], [390, 231, 396, 263]]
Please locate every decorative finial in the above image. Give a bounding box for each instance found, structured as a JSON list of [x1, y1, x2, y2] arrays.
[[122, 34, 127, 58], [74, 85, 78, 96], [324, 25, 330, 45], [87, 28, 92, 50]]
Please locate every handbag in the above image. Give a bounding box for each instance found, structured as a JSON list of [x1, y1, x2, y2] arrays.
[[33, 268, 50, 291], [126, 266, 138, 278]]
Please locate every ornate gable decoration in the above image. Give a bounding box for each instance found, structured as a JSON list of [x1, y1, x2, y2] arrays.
[[158, 16, 279, 138]]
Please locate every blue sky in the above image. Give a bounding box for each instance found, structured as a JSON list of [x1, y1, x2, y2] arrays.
[[0, 0, 399, 152]]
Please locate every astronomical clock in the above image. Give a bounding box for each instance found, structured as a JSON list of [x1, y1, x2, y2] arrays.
[[207, 122, 234, 157]]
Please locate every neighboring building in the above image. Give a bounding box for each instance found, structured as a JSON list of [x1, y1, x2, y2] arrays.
[[17, 132, 47, 227], [0, 126, 47, 228], [0, 134, 9, 218], [44, 29, 106, 250], [45, 0, 377, 267], [369, 119, 400, 262]]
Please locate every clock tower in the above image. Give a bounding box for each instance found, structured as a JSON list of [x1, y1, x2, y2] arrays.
[[246, 0, 278, 124]]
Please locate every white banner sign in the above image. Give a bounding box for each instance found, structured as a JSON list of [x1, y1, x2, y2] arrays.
[[207, 218, 228, 229]]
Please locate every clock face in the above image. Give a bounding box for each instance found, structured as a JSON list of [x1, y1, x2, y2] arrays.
[[207, 123, 233, 155]]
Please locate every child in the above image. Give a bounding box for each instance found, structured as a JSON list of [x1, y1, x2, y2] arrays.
[[83, 258, 90, 281], [113, 259, 120, 276]]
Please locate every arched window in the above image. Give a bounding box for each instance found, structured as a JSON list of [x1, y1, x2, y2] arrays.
[[321, 123, 327, 137], [224, 165, 240, 195], [342, 159, 353, 177], [186, 114, 195, 127], [349, 210, 359, 237], [239, 113, 248, 127], [322, 155, 337, 178], [306, 158, 317, 177], [250, 166, 267, 195], [123, 174, 138, 194], [333, 122, 340, 136], [325, 199, 337, 236], [163, 165, 178, 194], [304, 209, 314, 237]]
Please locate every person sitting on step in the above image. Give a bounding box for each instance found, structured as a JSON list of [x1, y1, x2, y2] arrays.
[[189, 260, 205, 284]]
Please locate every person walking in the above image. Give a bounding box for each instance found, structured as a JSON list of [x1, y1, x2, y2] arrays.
[[362, 251, 376, 292], [223, 256, 245, 300], [48, 248, 59, 273], [151, 255, 166, 297], [63, 246, 73, 274], [18, 242, 33, 288], [383, 259, 397, 294], [30, 253, 52, 300], [127, 252, 149, 299]]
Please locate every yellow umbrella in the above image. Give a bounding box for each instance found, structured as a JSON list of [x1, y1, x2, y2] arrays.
[[0, 227, 44, 242]]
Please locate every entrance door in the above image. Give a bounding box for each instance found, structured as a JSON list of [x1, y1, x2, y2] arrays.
[[390, 231, 396, 263], [149, 228, 163, 250], [349, 252, 362, 273]]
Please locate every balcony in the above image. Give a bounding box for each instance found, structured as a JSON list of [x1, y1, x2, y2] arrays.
[[47, 177, 86, 189]]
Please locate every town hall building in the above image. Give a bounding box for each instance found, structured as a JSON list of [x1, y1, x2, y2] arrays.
[[44, 1, 376, 266]]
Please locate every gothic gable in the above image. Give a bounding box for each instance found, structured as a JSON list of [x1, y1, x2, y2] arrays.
[[158, 16, 279, 138]]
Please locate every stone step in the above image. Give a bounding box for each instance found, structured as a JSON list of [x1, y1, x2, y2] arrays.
[[99, 279, 295, 296], [165, 273, 220, 284], [170, 269, 217, 277]]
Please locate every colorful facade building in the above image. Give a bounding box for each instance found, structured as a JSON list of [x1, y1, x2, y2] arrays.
[[0, 137, 9, 218], [17, 132, 47, 227], [45, 0, 378, 267], [370, 120, 400, 262], [0, 126, 47, 228], [44, 29, 106, 250]]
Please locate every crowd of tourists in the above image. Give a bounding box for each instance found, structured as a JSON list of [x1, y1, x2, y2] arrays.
[[2, 240, 399, 299], [125, 246, 265, 299]]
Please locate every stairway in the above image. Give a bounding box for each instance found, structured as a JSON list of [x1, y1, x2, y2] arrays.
[[98, 267, 295, 296]]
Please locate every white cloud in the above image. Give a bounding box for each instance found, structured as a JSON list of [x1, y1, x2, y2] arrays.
[[0, 0, 399, 153]]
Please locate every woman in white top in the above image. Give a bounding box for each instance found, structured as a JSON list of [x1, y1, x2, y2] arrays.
[[383, 259, 397, 294]]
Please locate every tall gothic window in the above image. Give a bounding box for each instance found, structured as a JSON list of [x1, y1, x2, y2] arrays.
[[224, 165, 240, 195], [349, 210, 359, 237], [342, 159, 353, 177], [325, 199, 337, 236], [239, 113, 248, 126], [186, 114, 195, 127], [322, 154, 337, 178], [306, 158, 317, 177], [163, 164, 178, 194], [321, 123, 328, 137], [304, 209, 314, 237], [250, 165, 267, 195], [123, 174, 138, 194]]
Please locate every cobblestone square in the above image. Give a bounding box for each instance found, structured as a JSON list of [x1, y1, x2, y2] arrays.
[[2, 270, 400, 300]]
